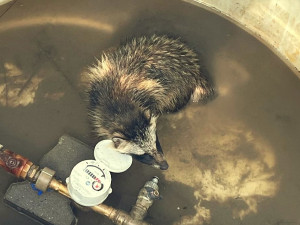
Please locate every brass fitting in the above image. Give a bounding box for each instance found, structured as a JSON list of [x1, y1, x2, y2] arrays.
[[19, 161, 33, 180], [130, 176, 160, 221], [49, 179, 70, 198]]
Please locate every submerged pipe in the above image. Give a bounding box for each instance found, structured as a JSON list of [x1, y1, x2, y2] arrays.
[[0, 145, 156, 225]]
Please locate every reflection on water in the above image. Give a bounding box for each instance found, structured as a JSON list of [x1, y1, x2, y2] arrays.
[[213, 55, 250, 97], [164, 107, 279, 224], [0, 16, 115, 33], [0, 62, 43, 107], [44, 91, 65, 100]]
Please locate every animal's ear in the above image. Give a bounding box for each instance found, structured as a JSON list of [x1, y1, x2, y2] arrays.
[[112, 137, 128, 149], [144, 109, 151, 120]]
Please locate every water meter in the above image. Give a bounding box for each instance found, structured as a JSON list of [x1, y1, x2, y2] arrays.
[[66, 160, 111, 206], [67, 140, 132, 206]]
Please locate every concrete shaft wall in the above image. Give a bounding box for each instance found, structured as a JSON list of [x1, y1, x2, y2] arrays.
[[190, 0, 300, 76], [2, 0, 299, 75]]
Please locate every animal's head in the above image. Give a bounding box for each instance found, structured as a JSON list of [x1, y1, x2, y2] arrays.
[[111, 109, 169, 170], [88, 77, 168, 170]]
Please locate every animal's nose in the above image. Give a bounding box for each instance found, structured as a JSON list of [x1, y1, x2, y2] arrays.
[[159, 161, 169, 170]]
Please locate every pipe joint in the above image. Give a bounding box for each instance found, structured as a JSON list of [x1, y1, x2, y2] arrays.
[[35, 167, 56, 192]]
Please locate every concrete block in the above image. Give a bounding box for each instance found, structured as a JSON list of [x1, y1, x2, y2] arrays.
[[39, 135, 94, 181], [4, 181, 77, 225]]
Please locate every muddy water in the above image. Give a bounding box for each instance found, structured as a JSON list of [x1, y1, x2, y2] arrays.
[[0, 0, 300, 225]]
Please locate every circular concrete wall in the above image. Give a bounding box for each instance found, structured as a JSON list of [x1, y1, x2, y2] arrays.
[[188, 0, 300, 76], [0, 1, 299, 225]]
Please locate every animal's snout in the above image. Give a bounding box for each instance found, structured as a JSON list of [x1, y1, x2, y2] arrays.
[[153, 135, 168, 170], [158, 160, 169, 170], [132, 136, 169, 170], [152, 151, 168, 170], [132, 153, 168, 170]]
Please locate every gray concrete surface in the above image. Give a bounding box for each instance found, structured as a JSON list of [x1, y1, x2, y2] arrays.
[[39, 135, 94, 181], [4, 181, 76, 225], [189, 0, 300, 74], [0, 0, 300, 225]]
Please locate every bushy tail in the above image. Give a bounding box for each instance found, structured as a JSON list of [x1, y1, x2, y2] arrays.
[[191, 71, 217, 104]]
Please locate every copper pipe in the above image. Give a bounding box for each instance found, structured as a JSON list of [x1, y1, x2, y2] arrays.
[[0, 149, 33, 179]]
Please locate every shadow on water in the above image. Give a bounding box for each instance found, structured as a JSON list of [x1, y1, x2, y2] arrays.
[[1, 0, 300, 225]]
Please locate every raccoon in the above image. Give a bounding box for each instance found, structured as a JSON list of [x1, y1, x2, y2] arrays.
[[87, 35, 214, 170]]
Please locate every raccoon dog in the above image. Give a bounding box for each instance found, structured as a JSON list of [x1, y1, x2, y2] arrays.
[[87, 35, 214, 170]]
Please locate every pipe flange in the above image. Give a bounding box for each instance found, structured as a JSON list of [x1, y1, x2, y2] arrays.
[[35, 167, 56, 192], [20, 161, 33, 180]]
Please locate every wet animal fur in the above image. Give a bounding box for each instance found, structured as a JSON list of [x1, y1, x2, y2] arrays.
[[87, 35, 214, 169]]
